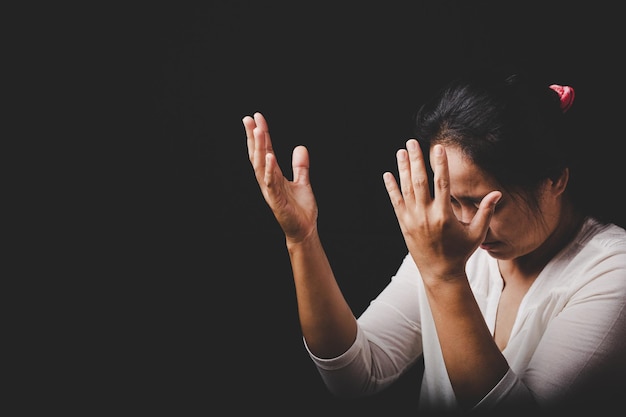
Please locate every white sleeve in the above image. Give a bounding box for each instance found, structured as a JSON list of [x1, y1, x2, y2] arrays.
[[305, 253, 424, 398]]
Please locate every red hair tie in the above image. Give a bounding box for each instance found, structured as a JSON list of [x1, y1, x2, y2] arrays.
[[549, 84, 575, 113]]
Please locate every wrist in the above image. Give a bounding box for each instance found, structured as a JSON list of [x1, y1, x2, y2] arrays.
[[420, 268, 469, 289], [285, 227, 320, 251]]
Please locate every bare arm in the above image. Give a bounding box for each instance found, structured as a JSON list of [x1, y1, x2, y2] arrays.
[[243, 112, 356, 358]]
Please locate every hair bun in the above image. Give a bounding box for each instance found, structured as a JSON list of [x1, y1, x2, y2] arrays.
[[549, 84, 575, 113]]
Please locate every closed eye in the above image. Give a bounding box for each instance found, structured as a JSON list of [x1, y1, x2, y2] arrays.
[[450, 196, 481, 209]]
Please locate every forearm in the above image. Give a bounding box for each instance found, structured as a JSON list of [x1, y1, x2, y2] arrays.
[[424, 278, 509, 409], [287, 230, 357, 359]]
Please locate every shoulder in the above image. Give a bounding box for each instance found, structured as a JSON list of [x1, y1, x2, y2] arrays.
[[562, 218, 626, 293], [575, 218, 626, 255]]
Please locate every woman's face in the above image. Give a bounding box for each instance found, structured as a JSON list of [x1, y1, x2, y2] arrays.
[[443, 146, 560, 261]]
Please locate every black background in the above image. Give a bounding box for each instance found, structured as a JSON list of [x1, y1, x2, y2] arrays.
[[41, 1, 626, 414]]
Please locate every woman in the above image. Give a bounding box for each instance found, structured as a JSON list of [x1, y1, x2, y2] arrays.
[[243, 66, 626, 414]]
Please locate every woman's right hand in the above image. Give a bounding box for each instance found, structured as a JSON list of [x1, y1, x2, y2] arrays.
[[243, 112, 319, 243]]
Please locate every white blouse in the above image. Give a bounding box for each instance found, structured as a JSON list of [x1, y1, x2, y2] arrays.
[[306, 218, 626, 413]]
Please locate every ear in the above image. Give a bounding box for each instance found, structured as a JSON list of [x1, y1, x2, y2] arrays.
[[550, 167, 569, 196]]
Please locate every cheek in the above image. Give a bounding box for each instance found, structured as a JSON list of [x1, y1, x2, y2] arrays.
[[490, 205, 535, 238], [488, 215, 504, 233]]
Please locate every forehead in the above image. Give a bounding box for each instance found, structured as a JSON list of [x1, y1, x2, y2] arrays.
[[442, 146, 499, 196]]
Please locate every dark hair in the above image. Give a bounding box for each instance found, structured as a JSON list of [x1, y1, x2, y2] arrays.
[[413, 65, 587, 216]]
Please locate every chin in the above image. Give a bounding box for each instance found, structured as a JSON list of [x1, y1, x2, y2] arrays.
[[480, 245, 513, 260]]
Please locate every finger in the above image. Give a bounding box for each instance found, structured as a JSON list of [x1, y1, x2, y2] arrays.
[[406, 139, 430, 205], [383, 171, 405, 212], [430, 144, 451, 211], [253, 111, 268, 130], [243, 115, 257, 162], [252, 124, 266, 167], [263, 146, 289, 200], [253, 112, 275, 155], [264, 152, 279, 191], [291, 145, 310, 185], [254, 126, 285, 185], [397, 148, 414, 204]]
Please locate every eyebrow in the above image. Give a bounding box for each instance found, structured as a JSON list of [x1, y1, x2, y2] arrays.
[[452, 194, 488, 205]]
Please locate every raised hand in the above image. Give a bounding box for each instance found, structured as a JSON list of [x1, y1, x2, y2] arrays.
[[383, 140, 501, 281], [243, 112, 319, 243]]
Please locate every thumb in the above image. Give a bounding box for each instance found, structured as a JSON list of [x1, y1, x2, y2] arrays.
[[292, 145, 310, 184], [470, 191, 502, 238]]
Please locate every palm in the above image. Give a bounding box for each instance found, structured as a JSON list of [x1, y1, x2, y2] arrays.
[[244, 113, 319, 241], [262, 157, 318, 240]]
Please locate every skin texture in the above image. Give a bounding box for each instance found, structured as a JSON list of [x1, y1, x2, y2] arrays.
[[244, 111, 584, 410], [244, 112, 357, 358]]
